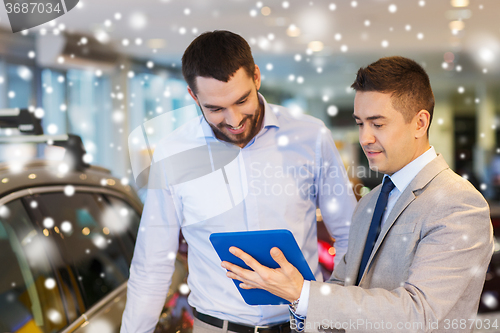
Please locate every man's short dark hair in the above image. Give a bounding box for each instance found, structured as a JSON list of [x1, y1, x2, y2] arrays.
[[351, 56, 434, 127], [182, 30, 255, 95]]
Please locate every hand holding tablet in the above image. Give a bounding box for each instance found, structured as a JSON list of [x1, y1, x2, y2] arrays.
[[210, 229, 316, 305]]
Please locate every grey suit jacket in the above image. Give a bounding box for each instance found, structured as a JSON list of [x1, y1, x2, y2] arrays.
[[303, 155, 494, 332]]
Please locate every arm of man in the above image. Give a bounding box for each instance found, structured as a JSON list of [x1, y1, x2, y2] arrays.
[[315, 128, 357, 267], [305, 184, 493, 332], [121, 158, 182, 333], [225, 181, 493, 332]]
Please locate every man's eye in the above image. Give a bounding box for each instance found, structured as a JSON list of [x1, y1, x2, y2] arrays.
[[210, 108, 222, 112], [355, 123, 363, 126], [373, 124, 383, 128], [237, 99, 247, 105]]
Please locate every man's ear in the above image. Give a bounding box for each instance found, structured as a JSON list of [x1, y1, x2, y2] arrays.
[[253, 65, 261, 91], [187, 86, 199, 106], [414, 109, 431, 139]]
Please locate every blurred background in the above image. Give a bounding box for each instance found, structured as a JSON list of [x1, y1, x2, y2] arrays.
[[0, 0, 499, 196], [1, 0, 500, 331]]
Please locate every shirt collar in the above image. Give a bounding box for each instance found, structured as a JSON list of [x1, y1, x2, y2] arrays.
[[195, 92, 279, 139], [195, 114, 214, 139], [259, 93, 280, 129], [385, 146, 437, 193]]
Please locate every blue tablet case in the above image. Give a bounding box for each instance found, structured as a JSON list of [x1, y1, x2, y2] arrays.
[[209, 229, 316, 306]]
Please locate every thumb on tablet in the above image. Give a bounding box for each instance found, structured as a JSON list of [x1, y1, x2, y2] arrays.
[[270, 247, 288, 267]]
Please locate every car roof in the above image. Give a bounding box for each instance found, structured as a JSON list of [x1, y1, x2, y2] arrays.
[[0, 159, 142, 210]]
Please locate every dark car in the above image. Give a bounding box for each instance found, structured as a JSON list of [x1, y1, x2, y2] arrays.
[[0, 109, 191, 333]]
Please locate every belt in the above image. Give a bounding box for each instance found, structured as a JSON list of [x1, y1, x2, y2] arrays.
[[193, 309, 291, 333]]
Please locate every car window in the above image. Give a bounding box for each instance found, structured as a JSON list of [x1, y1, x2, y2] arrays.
[[103, 194, 141, 254], [0, 199, 67, 333], [32, 191, 132, 308]]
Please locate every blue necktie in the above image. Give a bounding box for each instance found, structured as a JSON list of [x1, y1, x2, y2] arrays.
[[356, 177, 395, 285]]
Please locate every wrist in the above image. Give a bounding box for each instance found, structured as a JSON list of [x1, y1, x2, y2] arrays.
[[288, 278, 304, 303]]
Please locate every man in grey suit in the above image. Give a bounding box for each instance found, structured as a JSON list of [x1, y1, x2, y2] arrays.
[[223, 56, 494, 332]]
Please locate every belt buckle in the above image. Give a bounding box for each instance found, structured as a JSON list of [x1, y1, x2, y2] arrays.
[[254, 325, 270, 333]]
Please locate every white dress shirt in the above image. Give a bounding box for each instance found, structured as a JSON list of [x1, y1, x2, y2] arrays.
[[296, 146, 437, 316], [121, 94, 357, 332]]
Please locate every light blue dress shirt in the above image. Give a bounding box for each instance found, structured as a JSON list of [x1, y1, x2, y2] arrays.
[[121, 94, 357, 332], [296, 146, 437, 317]]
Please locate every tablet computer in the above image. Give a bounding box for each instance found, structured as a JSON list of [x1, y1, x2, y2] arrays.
[[209, 229, 316, 306]]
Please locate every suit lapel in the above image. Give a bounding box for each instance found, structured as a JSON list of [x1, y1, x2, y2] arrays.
[[357, 154, 450, 285], [346, 191, 380, 285]]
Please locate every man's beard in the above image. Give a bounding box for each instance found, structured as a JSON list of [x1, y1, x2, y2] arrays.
[[209, 112, 260, 146], [203, 95, 263, 147]]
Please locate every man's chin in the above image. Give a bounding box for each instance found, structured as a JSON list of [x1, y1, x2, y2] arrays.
[[219, 130, 250, 145], [368, 162, 383, 174]]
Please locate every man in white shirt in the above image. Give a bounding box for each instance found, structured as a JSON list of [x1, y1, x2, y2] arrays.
[[121, 30, 356, 333], [224, 56, 493, 333]]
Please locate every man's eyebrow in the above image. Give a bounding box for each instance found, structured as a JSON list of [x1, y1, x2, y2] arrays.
[[202, 90, 252, 109], [352, 114, 387, 121], [366, 115, 387, 121], [202, 101, 222, 109], [235, 90, 252, 103]]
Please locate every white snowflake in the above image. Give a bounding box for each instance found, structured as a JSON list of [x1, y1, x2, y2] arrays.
[[179, 283, 190, 295], [64, 185, 75, 196], [320, 284, 331, 295], [47, 310, 63, 324], [278, 135, 289, 147], [43, 217, 55, 229], [47, 124, 58, 134], [0, 206, 10, 218], [61, 221, 72, 233], [58, 163, 69, 174], [44, 278, 56, 290], [482, 292, 498, 309], [327, 105, 338, 117]]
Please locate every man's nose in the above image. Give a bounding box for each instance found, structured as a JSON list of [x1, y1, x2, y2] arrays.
[[359, 127, 375, 146], [225, 109, 244, 128]]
